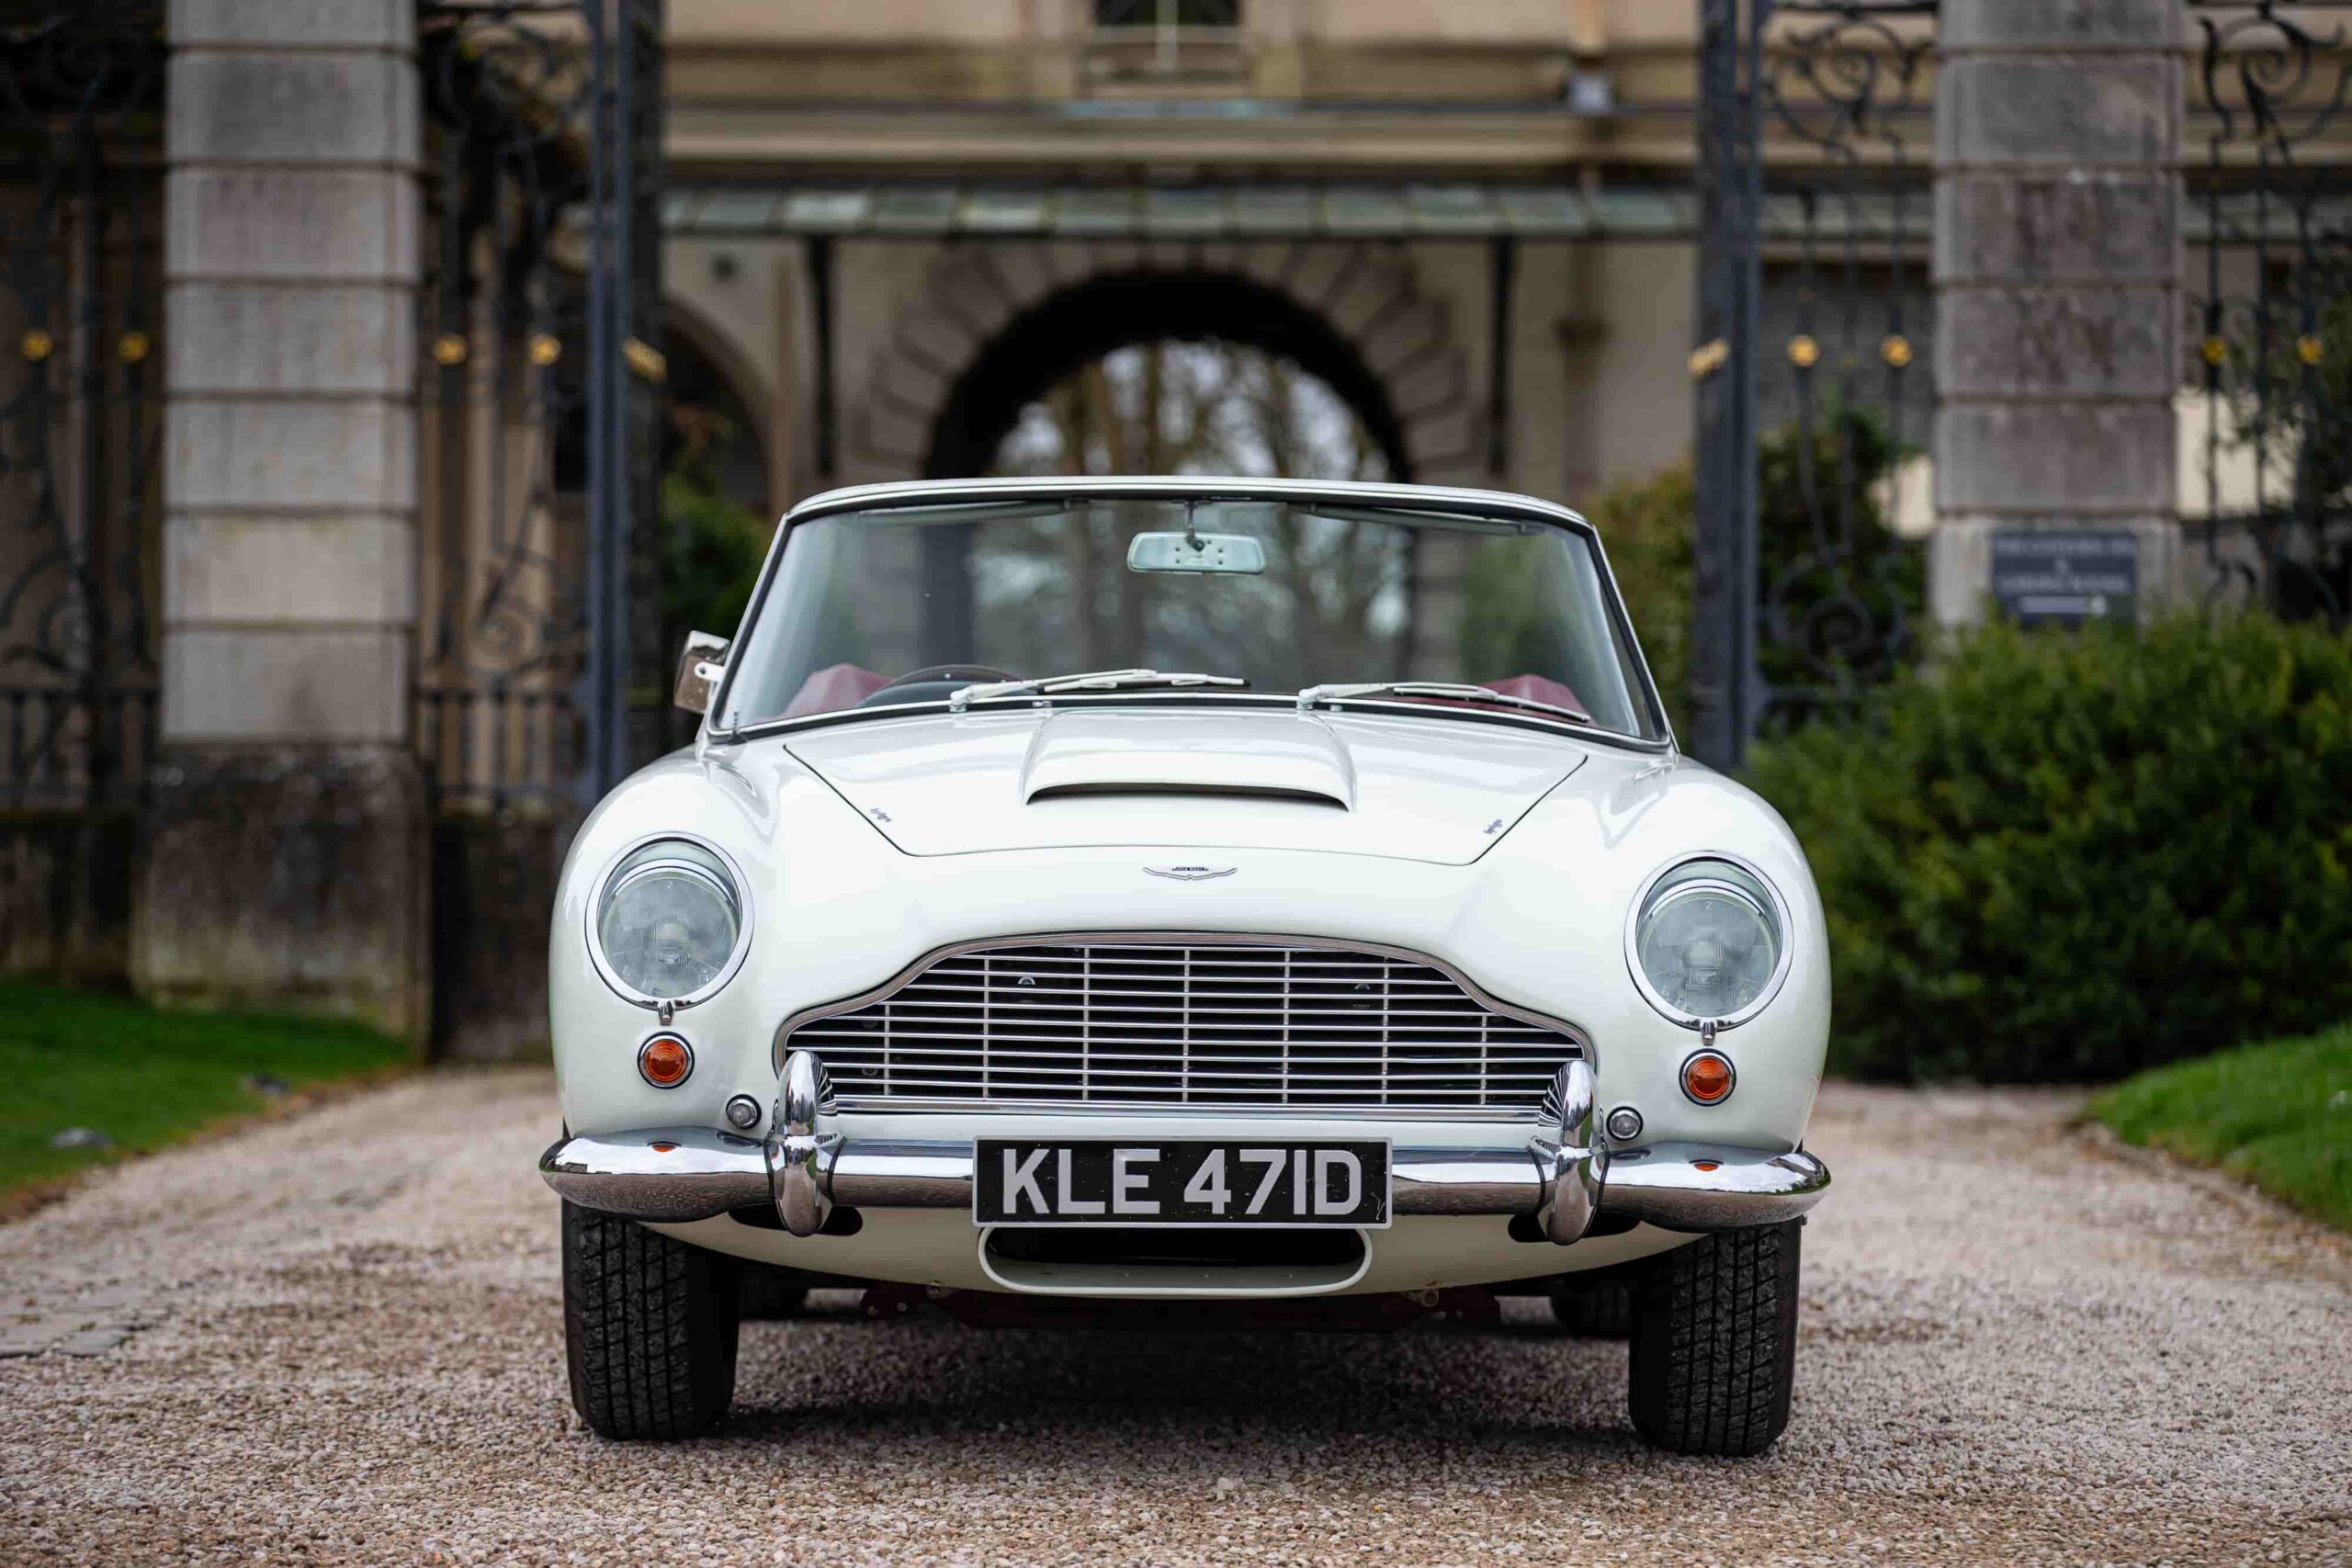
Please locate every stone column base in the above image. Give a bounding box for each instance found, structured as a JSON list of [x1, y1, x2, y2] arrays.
[[133, 745, 429, 1045]]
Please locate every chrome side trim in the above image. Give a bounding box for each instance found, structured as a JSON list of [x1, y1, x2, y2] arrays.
[[768, 930, 1595, 1122], [1600, 1143, 1830, 1231], [539, 1128, 772, 1221], [1387, 1146, 1547, 1213]]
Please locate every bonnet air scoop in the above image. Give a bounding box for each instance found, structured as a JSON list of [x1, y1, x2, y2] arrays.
[[1019, 711, 1354, 810], [1024, 780, 1348, 807], [784, 705, 1587, 865]]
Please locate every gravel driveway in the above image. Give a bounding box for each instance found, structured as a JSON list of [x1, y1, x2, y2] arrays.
[[2, 1072, 2346, 1566]]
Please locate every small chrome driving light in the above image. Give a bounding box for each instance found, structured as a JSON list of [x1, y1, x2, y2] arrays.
[[1605, 1105, 1645, 1144], [724, 1094, 763, 1131]]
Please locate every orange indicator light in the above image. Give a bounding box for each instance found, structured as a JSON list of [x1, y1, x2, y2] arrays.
[[1681, 1050, 1736, 1106], [638, 1034, 694, 1089]]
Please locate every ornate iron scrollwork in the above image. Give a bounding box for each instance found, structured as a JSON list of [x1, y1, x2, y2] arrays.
[[2189, 0, 2352, 625], [1759, 6, 1932, 731], [415, 4, 594, 810], [0, 7, 164, 807], [414, 1, 665, 810], [1691, 1, 1934, 765]]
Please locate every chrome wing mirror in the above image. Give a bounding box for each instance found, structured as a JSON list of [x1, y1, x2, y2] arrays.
[[673, 630, 729, 715]]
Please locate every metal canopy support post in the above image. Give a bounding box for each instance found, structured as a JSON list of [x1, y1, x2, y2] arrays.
[[1690, 0, 1767, 770]]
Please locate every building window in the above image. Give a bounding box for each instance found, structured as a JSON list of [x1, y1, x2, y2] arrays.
[[1089, 0, 1243, 82], [1094, 0, 1241, 28]]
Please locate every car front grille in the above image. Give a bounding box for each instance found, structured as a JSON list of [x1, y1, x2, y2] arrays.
[[783, 938, 1582, 1116]]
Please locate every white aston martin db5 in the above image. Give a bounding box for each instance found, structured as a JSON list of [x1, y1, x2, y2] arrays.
[[542, 476, 1829, 1454]]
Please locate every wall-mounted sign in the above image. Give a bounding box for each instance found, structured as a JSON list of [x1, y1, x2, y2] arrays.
[[1990, 530, 2138, 626]]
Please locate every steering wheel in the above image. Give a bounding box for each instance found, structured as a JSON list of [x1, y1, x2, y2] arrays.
[[855, 664, 1019, 709]]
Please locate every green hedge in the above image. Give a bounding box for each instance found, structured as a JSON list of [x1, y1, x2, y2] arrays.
[[1746, 614, 2352, 1082]]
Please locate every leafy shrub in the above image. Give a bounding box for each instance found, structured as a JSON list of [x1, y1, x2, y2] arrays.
[[1746, 613, 2352, 1082], [661, 469, 769, 640]]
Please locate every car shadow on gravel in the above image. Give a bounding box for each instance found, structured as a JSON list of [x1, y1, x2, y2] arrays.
[[722, 1303, 1642, 1451]]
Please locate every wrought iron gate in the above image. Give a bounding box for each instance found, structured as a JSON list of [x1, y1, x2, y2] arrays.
[[0, 8, 164, 810], [414, 0, 666, 818], [1691, 0, 1934, 769], [2188, 0, 2352, 624]]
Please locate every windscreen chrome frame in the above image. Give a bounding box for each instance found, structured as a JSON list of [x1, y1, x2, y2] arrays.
[[701, 476, 1678, 756]]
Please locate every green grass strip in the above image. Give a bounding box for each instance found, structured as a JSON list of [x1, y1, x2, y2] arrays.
[[2088, 1021, 2352, 1232], [0, 982, 410, 1202]]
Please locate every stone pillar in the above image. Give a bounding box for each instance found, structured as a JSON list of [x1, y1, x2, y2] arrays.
[[1930, 0, 2182, 626], [137, 0, 426, 1041]]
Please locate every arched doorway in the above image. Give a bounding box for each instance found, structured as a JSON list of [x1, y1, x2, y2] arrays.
[[844, 240, 1481, 492], [924, 270, 1409, 481]]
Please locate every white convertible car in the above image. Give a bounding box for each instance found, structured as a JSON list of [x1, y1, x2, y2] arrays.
[[542, 476, 1829, 1454]]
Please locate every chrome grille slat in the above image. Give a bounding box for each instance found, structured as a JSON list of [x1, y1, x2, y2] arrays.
[[871, 1016, 1521, 1032], [851, 1055, 1563, 1077], [786, 939, 1582, 1116], [859, 1078, 1532, 1098]]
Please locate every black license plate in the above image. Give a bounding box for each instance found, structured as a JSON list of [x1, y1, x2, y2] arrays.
[[974, 1139, 1391, 1228]]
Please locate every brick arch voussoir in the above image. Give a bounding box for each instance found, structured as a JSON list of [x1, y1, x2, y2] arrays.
[[849, 238, 1482, 486]]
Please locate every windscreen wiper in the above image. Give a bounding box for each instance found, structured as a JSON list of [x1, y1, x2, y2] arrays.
[[948, 668, 1246, 712], [1295, 680, 1593, 727]]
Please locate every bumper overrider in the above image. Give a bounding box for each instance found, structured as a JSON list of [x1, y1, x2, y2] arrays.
[[542, 1052, 1829, 1239]]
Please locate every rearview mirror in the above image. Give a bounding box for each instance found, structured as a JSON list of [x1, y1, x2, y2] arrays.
[[673, 630, 729, 715], [1126, 531, 1266, 575]]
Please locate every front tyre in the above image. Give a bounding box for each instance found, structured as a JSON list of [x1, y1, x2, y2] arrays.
[[1626, 1221, 1802, 1457], [562, 1201, 742, 1439]]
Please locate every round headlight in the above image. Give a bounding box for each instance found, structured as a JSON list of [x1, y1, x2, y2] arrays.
[[590, 837, 751, 1007], [1627, 855, 1789, 1027]]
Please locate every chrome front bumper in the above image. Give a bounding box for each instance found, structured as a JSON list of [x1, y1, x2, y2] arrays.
[[540, 1054, 1830, 1239]]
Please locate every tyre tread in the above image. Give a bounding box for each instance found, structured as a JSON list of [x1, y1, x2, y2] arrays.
[[562, 1201, 741, 1439], [1627, 1221, 1801, 1456]]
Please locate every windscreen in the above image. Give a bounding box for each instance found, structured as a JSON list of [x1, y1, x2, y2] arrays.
[[716, 496, 1662, 740]]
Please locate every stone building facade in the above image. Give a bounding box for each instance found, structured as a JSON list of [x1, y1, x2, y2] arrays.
[[0, 0, 2333, 1052]]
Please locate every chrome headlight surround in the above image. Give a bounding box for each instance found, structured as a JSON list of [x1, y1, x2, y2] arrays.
[[585, 832, 754, 1012], [1623, 852, 1793, 1031]]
